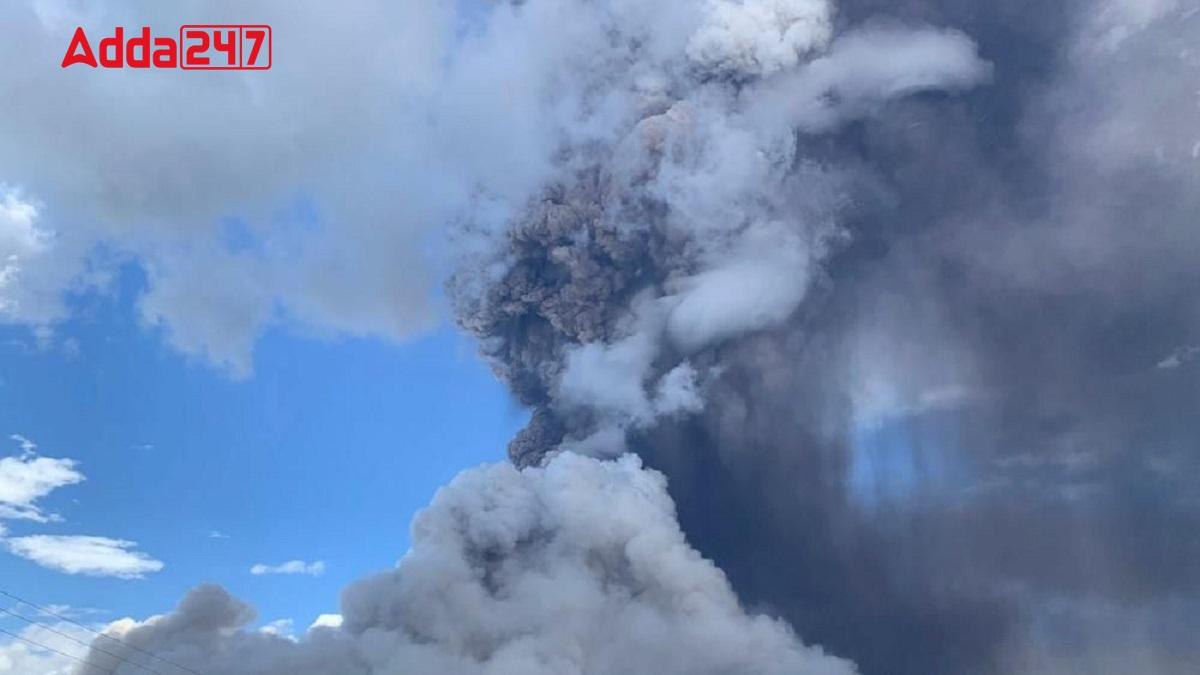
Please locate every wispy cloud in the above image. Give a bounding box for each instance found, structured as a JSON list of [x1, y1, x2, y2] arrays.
[[40, 603, 106, 619], [0, 435, 84, 522], [1156, 345, 1200, 370], [250, 560, 326, 577], [4, 535, 163, 578], [208, 530, 230, 540], [9, 434, 36, 454]]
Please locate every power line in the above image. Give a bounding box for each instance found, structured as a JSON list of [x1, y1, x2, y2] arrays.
[[0, 589, 203, 675], [0, 606, 165, 675], [0, 625, 121, 675]]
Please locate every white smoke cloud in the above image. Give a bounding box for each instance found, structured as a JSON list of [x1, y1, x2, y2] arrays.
[[77, 453, 857, 675], [665, 221, 818, 352], [748, 24, 993, 132], [557, 325, 662, 422], [531, 14, 990, 456], [687, 0, 834, 78]]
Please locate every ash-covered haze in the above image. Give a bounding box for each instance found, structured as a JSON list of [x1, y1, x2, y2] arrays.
[[4, 0, 1187, 673]]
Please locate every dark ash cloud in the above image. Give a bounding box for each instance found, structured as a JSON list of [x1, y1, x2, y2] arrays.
[[451, 1, 1200, 673]]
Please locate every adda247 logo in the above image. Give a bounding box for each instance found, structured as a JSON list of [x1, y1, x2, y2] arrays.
[[61, 25, 271, 70]]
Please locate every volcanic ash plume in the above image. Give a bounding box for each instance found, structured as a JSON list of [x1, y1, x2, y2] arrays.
[[78, 454, 855, 675], [450, 8, 989, 464], [73, 0, 1200, 673], [451, 0, 1200, 673]]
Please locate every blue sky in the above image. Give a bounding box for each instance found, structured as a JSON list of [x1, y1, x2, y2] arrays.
[[0, 266, 523, 630]]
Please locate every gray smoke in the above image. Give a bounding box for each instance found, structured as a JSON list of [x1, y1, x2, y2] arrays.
[[77, 454, 853, 675], [450, 0, 1200, 673]]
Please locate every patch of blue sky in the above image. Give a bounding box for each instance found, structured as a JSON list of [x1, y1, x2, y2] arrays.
[[0, 262, 523, 630], [849, 411, 969, 511]]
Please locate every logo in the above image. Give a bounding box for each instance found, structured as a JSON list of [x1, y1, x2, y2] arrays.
[[61, 25, 272, 70]]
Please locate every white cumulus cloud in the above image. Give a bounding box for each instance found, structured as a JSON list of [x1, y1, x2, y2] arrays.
[[0, 437, 84, 522], [0, 0, 570, 375], [0, 184, 60, 325], [4, 535, 163, 578], [0, 621, 96, 675], [307, 613, 343, 631]]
